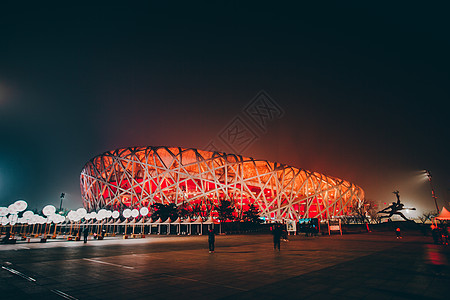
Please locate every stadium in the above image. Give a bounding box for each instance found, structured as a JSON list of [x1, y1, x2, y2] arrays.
[[80, 146, 364, 221]]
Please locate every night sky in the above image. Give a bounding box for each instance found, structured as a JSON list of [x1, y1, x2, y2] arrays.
[[1, 2, 449, 215]]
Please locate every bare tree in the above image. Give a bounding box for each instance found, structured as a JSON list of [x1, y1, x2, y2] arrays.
[[350, 198, 379, 224], [418, 211, 437, 224]]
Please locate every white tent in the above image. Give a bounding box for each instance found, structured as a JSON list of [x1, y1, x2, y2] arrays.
[[182, 216, 192, 223], [162, 218, 172, 235], [118, 219, 129, 226], [145, 218, 154, 224], [203, 216, 218, 224], [150, 218, 162, 234], [172, 217, 182, 235], [191, 216, 204, 235], [180, 217, 192, 235], [191, 216, 203, 223]]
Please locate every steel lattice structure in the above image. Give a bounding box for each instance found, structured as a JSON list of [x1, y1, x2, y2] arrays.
[[80, 146, 364, 221]]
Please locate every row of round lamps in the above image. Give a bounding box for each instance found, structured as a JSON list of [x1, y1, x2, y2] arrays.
[[0, 200, 151, 226], [66, 207, 149, 222], [0, 200, 66, 226]]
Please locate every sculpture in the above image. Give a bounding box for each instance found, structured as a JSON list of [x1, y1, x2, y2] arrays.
[[378, 191, 415, 221]]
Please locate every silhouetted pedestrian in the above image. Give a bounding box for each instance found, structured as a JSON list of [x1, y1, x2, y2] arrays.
[[272, 224, 282, 251], [208, 227, 215, 253], [2, 231, 11, 244], [431, 224, 439, 244], [83, 227, 89, 243], [395, 227, 402, 239]]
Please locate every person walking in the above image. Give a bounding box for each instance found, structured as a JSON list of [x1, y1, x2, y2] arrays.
[[208, 227, 215, 253], [272, 224, 282, 251], [2, 231, 11, 244], [83, 226, 89, 243], [395, 227, 402, 239]]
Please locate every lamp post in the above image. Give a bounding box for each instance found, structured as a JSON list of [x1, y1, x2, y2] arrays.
[[131, 209, 139, 235], [123, 209, 132, 236], [112, 211, 120, 235], [59, 193, 65, 212], [425, 170, 439, 213], [140, 207, 149, 235]]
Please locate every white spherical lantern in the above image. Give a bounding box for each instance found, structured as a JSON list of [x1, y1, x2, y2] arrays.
[[23, 210, 34, 219], [1, 216, 9, 226], [76, 208, 87, 218], [140, 207, 149, 216], [96, 213, 104, 220], [123, 209, 132, 218], [48, 214, 57, 223], [0, 207, 9, 217], [131, 209, 139, 218], [98, 209, 107, 219], [67, 210, 77, 221], [42, 205, 56, 216], [8, 203, 17, 214], [55, 215, 65, 224], [8, 214, 18, 225], [14, 200, 28, 212], [112, 211, 120, 219]]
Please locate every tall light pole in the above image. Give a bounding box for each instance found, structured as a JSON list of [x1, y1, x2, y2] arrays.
[[425, 170, 439, 213], [59, 193, 65, 212]]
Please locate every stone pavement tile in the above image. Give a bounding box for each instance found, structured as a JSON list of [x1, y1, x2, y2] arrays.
[[2, 233, 447, 299], [426, 276, 450, 299], [373, 287, 439, 300], [326, 286, 347, 295], [363, 289, 393, 300], [363, 277, 386, 287], [341, 287, 372, 298], [306, 292, 359, 300], [1, 271, 73, 300]]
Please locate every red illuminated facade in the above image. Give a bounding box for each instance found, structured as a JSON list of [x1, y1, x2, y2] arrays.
[[80, 146, 364, 221]]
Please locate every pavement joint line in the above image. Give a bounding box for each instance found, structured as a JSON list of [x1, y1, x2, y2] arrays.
[[163, 274, 248, 291], [1, 265, 37, 282], [51, 289, 79, 300], [82, 258, 135, 269], [2, 264, 78, 300]]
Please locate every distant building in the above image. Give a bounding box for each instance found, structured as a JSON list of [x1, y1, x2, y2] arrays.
[[80, 146, 364, 221]]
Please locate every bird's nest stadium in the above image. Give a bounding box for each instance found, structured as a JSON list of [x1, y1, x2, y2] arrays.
[[80, 146, 364, 221]]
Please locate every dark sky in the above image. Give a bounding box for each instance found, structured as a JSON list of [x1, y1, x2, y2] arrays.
[[0, 2, 449, 215]]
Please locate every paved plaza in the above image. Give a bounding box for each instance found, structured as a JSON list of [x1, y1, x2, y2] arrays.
[[1, 231, 449, 299]]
